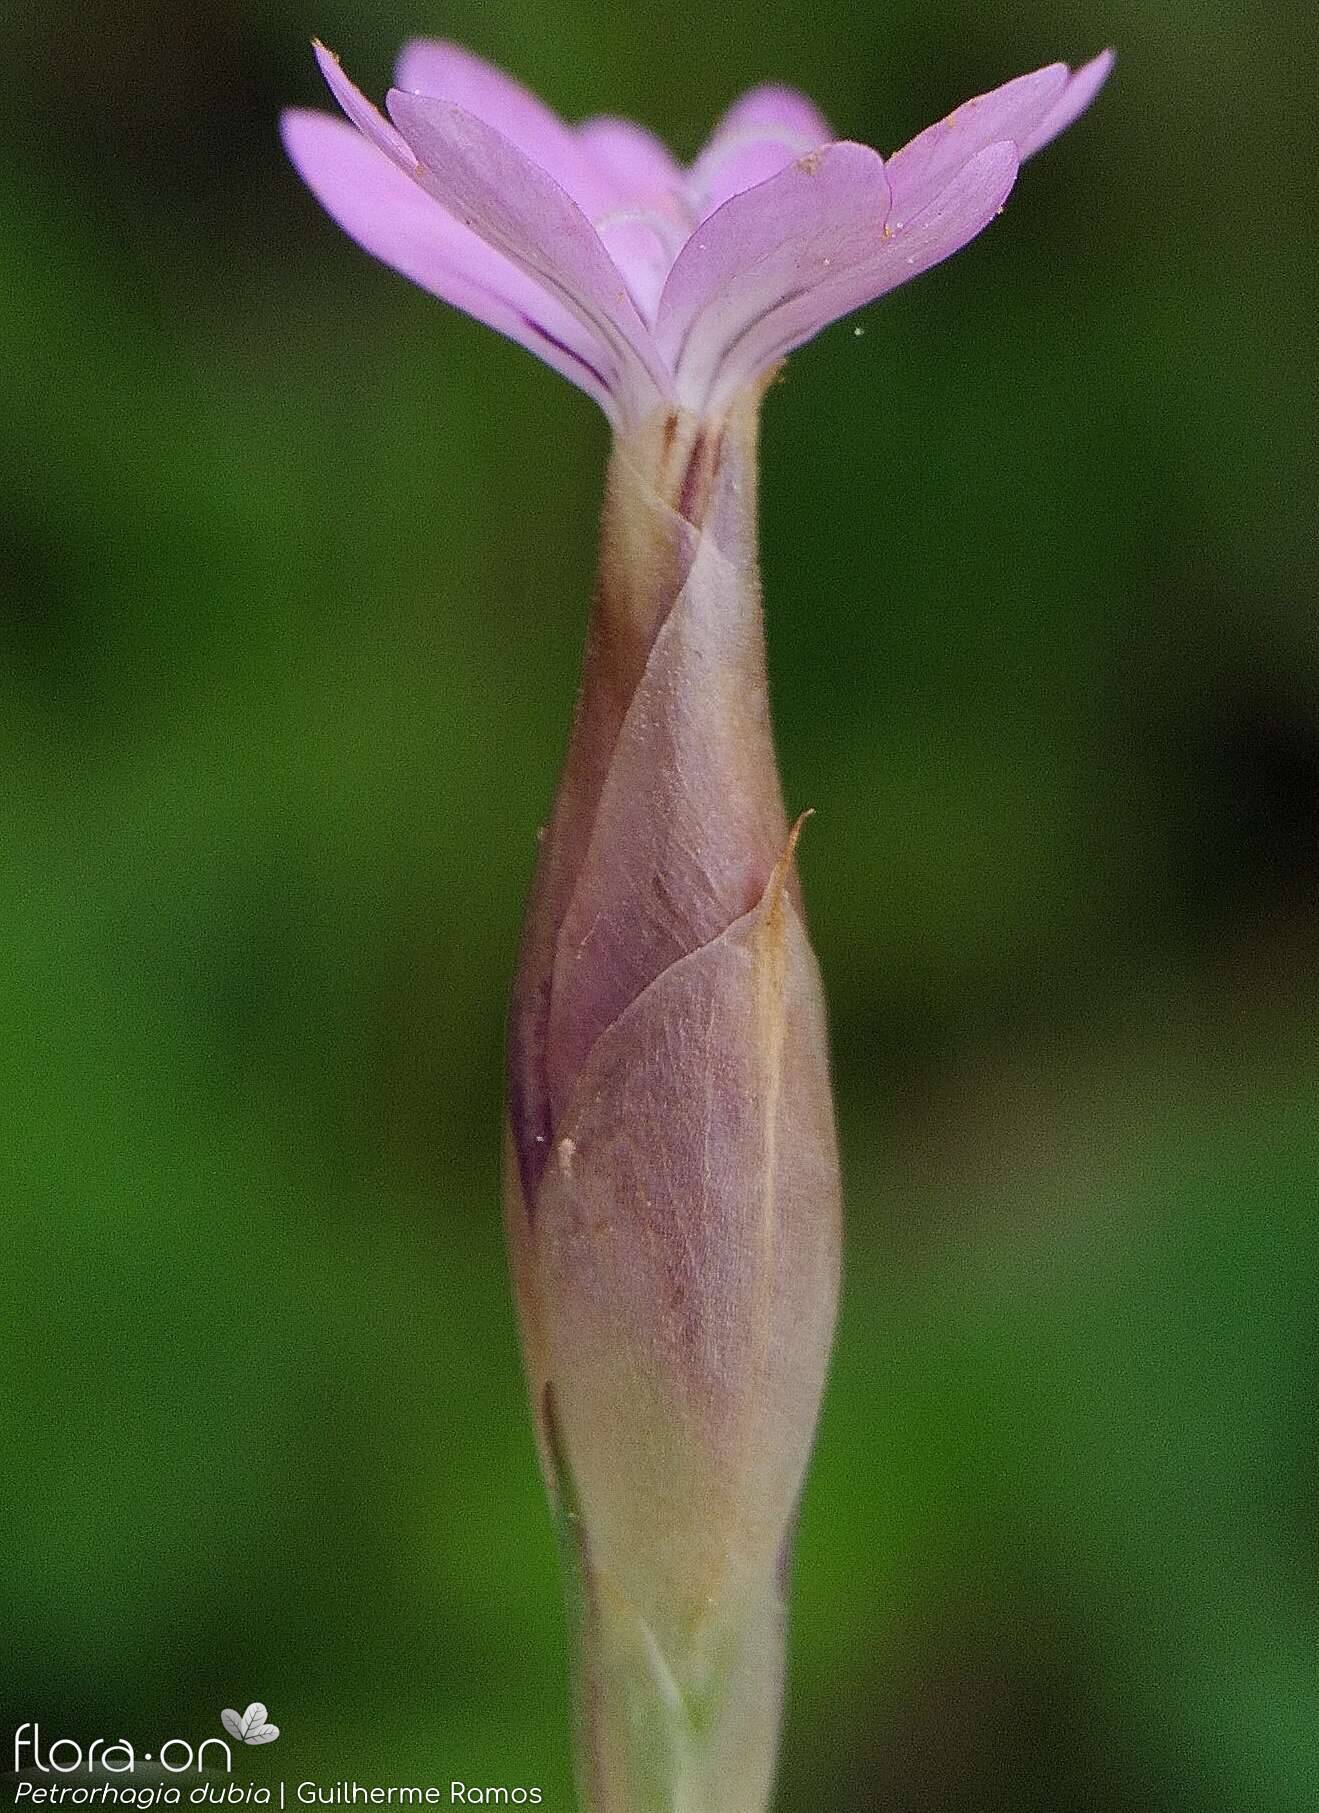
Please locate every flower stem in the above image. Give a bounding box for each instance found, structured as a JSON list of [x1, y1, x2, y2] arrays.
[[571, 1560, 787, 1813], [549, 1390, 786, 1813]]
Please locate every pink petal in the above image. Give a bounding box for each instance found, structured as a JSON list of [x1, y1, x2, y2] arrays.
[[393, 38, 617, 217], [657, 141, 890, 414], [576, 123, 693, 315], [281, 110, 615, 408], [589, 216, 677, 322], [1018, 50, 1115, 158], [314, 40, 414, 168], [659, 139, 1019, 416], [880, 139, 1021, 288], [387, 89, 673, 421], [577, 116, 688, 211], [687, 84, 835, 222], [696, 83, 835, 159], [885, 62, 1067, 221]]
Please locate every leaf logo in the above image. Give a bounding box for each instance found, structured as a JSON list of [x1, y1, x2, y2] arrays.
[[221, 1705, 280, 1746]]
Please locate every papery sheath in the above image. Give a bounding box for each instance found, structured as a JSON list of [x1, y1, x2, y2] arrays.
[[504, 390, 841, 1813]]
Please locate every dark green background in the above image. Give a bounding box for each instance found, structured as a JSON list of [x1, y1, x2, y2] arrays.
[[3, 0, 1317, 1806]]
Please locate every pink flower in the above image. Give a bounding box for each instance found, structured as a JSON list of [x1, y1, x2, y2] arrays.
[[282, 42, 1114, 1812], [282, 41, 1113, 426]]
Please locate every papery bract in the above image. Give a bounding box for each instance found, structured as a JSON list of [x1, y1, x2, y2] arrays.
[[503, 388, 839, 1813]]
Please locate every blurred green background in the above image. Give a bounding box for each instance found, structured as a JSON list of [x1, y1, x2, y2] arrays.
[[2, 0, 1317, 1806]]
